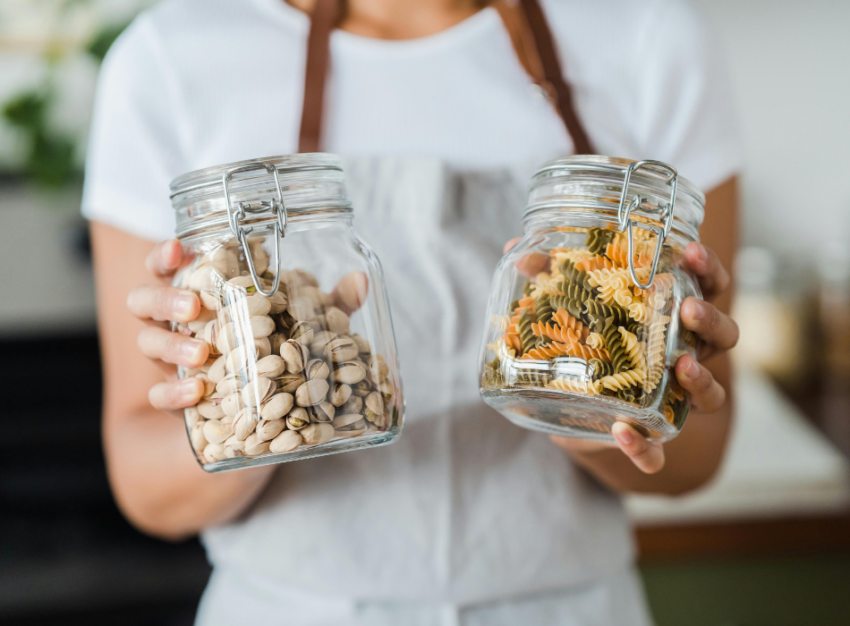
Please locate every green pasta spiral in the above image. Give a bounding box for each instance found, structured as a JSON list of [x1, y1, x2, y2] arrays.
[[602, 324, 631, 373], [586, 227, 616, 255], [550, 295, 583, 319], [558, 279, 594, 304], [514, 370, 551, 386], [589, 358, 613, 381], [517, 311, 538, 354], [523, 280, 534, 297], [617, 387, 643, 404], [583, 300, 628, 330], [559, 258, 595, 293], [536, 294, 554, 325]]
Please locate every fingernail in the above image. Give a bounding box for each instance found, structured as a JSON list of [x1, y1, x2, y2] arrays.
[[178, 377, 200, 400], [181, 339, 204, 361], [695, 243, 708, 263], [174, 293, 195, 318], [682, 359, 700, 381], [689, 299, 706, 321], [614, 426, 633, 445]]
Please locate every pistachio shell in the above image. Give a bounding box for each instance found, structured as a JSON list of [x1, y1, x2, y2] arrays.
[[305, 358, 330, 381], [270, 430, 303, 453], [209, 247, 240, 277], [324, 307, 350, 335], [188, 319, 208, 335], [351, 380, 373, 397], [256, 355, 286, 378], [203, 320, 220, 352], [368, 355, 389, 383], [351, 333, 371, 354], [295, 379, 330, 407], [332, 361, 367, 385], [288, 296, 315, 322], [203, 419, 233, 445], [332, 413, 364, 429], [199, 290, 222, 311], [255, 336, 272, 359], [324, 337, 359, 363], [221, 392, 243, 417], [208, 355, 227, 384], [248, 241, 270, 275], [280, 340, 309, 373], [289, 321, 315, 346], [225, 345, 257, 374], [334, 272, 368, 315], [269, 332, 287, 354], [268, 291, 288, 314], [189, 266, 218, 292], [233, 409, 258, 441], [309, 330, 337, 355], [261, 393, 294, 420], [286, 407, 310, 430], [277, 373, 306, 393], [300, 422, 334, 446], [203, 442, 227, 462], [196, 375, 216, 397], [250, 316, 275, 338], [224, 435, 246, 452], [184, 406, 201, 428], [198, 398, 225, 419], [378, 378, 394, 396], [190, 421, 207, 451], [229, 294, 272, 317], [329, 382, 352, 407], [244, 433, 271, 456], [241, 376, 276, 407], [309, 401, 335, 423], [256, 418, 286, 442], [341, 395, 363, 414]]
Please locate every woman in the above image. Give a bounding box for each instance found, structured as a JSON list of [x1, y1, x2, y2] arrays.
[[84, 0, 740, 623]]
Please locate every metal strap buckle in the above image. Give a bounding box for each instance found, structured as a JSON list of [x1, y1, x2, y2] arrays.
[[616, 160, 678, 290], [222, 163, 286, 297]]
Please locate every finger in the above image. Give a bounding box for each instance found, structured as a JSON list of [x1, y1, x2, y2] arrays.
[[504, 238, 520, 254], [332, 271, 369, 315], [611, 422, 665, 474], [550, 434, 615, 455], [138, 326, 210, 368], [680, 297, 739, 357], [676, 354, 727, 413], [127, 285, 200, 323], [683, 242, 730, 301], [145, 239, 184, 279], [516, 252, 550, 277], [149, 378, 205, 412]]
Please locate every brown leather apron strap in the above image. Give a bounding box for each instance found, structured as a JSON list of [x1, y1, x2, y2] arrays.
[[299, 0, 344, 153], [297, 0, 594, 155], [495, 0, 594, 155]]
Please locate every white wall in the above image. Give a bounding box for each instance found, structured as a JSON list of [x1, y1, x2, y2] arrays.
[[691, 0, 850, 258]]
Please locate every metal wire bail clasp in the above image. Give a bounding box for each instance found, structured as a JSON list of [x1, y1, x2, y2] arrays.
[[616, 160, 678, 290], [222, 163, 286, 297]]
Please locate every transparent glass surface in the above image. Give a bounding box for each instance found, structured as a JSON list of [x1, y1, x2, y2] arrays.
[[479, 216, 699, 443], [172, 209, 403, 472]]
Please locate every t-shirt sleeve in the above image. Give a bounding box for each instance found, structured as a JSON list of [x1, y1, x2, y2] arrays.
[[81, 15, 187, 242], [632, 0, 743, 192]]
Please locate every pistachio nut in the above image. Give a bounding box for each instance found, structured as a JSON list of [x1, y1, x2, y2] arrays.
[[227, 275, 255, 290], [324, 337, 359, 363], [295, 379, 330, 407], [184, 406, 201, 428], [223, 444, 244, 459], [332, 361, 367, 385], [233, 409, 258, 441], [296, 286, 325, 308], [190, 421, 207, 451], [198, 398, 226, 419], [203, 419, 233, 445], [220, 413, 235, 427], [215, 321, 242, 355], [208, 355, 227, 384], [329, 382, 352, 407], [256, 418, 286, 442], [209, 247, 239, 277], [224, 435, 246, 452], [351, 333, 371, 354], [363, 391, 385, 426], [221, 391, 243, 418], [269, 332, 287, 355], [332, 413, 367, 431], [300, 422, 334, 446], [289, 321, 315, 346], [288, 295, 315, 322], [277, 372, 306, 394], [254, 336, 272, 358], [188, 319, 208, 335], [256, 355, 286, 378], [368, 354, 389, 383], [324, 307, 350, 335], [215, 375, 242, 396], [309, 330, 337, 355], [261, 392, 294, 420], [268, 291, 288, 315], [287, 268, 319, 288], [335, 424, 367, 438], [269, 429, 303, 454], [225, 345, 256, 375], [341, 395, 363, 415], [244, 433, 271, 456], [334, 272, 368, 314], [199, 290, 222, 311], [241, 376, 276, 408], [248, 240, 270, 275], [250, 316, 275, 338], [305, 358, 330, 381], [203, 442, 227, 463], [378, 378, 393, 396], [203, 320, 221, 353], [286, 407, 310, 430], [351, 380, 373, 398], [280, 340, 309, 373], [189, 265, 218, 292], [196, 375, 216, 397], [309, 401, 335, 423]]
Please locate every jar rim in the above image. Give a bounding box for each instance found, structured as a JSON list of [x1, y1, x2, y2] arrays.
[[524, 155, 705, 241]]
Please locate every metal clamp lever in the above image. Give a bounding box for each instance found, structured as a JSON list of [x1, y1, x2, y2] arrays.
[[616, 160, 678, 290], [222, 163, 287, 297]]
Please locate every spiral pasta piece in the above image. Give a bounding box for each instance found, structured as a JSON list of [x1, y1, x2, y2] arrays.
[[548, 377, 602, 395], [533, 321, 581, 345], [552, 309, 588, 341], [518, 312, 538, 355], [522, 341, 569, 360], [618, 327, 645, 371], [586, 332, 606, 350], [599, 368, 647, 391], [602, 324, 631, 372], [586, 227, 617, 255], [575, 254, 616, 273], [589, 358, 614, 380], [536, 294, 554, 325]]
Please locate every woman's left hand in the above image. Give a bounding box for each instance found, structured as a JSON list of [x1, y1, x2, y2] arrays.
[[549, 241, 739, 473]]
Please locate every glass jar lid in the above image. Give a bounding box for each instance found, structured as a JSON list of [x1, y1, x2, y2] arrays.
[[525, 155, 706, 289], [170, 153, 351, 239]]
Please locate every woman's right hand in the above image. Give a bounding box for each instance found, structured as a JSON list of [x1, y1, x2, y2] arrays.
[[126, 239, 210, 414]]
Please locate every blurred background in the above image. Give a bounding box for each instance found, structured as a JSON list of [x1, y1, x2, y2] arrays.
[[1, 1, 848, 624]]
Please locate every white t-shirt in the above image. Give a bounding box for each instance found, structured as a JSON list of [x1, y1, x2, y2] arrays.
[[82, 0, 741, 241], [82, 0, 741, 618]]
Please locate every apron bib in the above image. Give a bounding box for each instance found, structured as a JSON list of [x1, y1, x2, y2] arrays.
[[199, 1, 644, 621]]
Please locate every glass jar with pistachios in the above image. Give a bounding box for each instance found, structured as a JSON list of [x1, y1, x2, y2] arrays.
[[479, 157, 705, 443], [170, 154, 404, 472]]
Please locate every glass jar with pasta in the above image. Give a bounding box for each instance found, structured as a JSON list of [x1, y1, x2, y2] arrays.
[[478, 156, 704, 442]]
